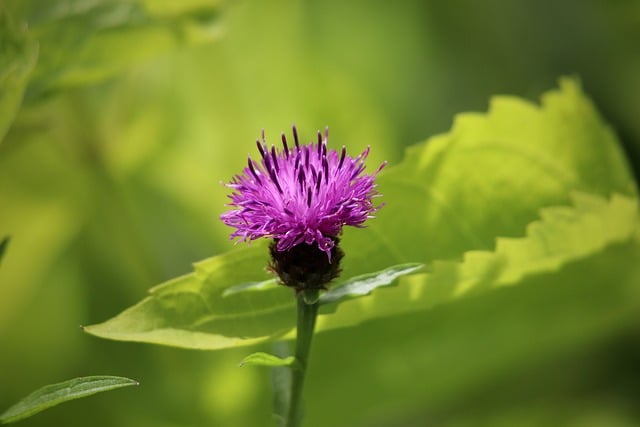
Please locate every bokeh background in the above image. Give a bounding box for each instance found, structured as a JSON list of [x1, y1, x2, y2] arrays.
[[1, 1, 639, 426]]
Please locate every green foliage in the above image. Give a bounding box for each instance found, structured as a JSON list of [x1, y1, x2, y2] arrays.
[[85, 80, 639, 353], [239, 352, 299, 369], [305, 235, 640, 427], [320, 192, 638, 331], [340, 78, 635, 278], [0, 376, 138, 424], [0, 0, 221, 128], [2, 2, 640, 424], [0, 6, 38, 142], [82, 258, 421, 349]]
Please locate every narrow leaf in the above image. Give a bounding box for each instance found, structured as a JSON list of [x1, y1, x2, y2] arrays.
[[239, 352, 299, 369], [0, 376, 138, 424], [319, 263, 423, 305]]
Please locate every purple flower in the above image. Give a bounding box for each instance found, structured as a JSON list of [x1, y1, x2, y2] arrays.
[[221, 126, 385, 260]]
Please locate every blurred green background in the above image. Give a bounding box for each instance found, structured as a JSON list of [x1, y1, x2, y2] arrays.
[[1, 1, 640, 426]]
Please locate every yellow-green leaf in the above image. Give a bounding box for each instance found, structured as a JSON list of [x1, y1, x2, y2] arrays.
[[84, 80, 639, 350], [0, 376, 138, 424], [239, 352, 299, 369]]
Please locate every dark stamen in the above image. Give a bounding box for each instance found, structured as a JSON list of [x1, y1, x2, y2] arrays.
[[256, 140, 266, 159], [292, 125, 300, 150], [315, 171, 322, 193], [263, 150, 272, 175], [322, 157, 329, 178], [271, 145, 279, 172], [317, 131, 322, 157], [248, 158, 262, 184], [306, 186, 312, 207], [298, 168, 306, 190], [311, 165, 317, 183], [281, 133, 289, 158], [268, 168, 283, 194], [350, 163, 364, 180], [338, 146, 346, 169], [305, 148, 310, 169]]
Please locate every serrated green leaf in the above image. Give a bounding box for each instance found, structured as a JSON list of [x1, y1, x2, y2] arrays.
[[305, 236, 640, 427], [319, 263, 423, 306], [339, 78, 636, 279], [85, 81, 639, 350], [86, 193, 638, 349], [239, 352, 299, 369], [0, 6, 38, 143], [318, 192, 639, 332], [0, 376, 138, 424]]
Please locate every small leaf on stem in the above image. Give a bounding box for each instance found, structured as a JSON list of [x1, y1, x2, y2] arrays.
[[319, 263, 423, 305], [240, 352, 300, 370]]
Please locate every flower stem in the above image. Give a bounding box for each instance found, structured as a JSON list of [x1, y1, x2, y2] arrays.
[[285, 291, 319, 427]]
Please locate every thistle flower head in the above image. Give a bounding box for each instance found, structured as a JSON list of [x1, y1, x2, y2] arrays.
[[221, 126, 385, 261]]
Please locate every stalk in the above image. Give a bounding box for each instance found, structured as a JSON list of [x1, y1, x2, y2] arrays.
[[285, 291, 319, 427]]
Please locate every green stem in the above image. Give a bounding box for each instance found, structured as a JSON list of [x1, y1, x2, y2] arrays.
[[285, 291, 319, 427]]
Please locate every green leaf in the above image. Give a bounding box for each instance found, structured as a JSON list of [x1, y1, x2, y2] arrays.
[[318, 192, 639, 332], [85, 193, 638, 349], [304, 236, 640, 427], [239, 352, 299, 369], [85, 80, 639, 350], [319, 263, 423, 305], [0, 376, 138, 424], [0, 6, 38, 142], [339, 78, 636, 279], [83, 255, 418, 349], [83, 244, 288, 349], [17, 0, 222, 99], [222, 278, 279, 298]]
